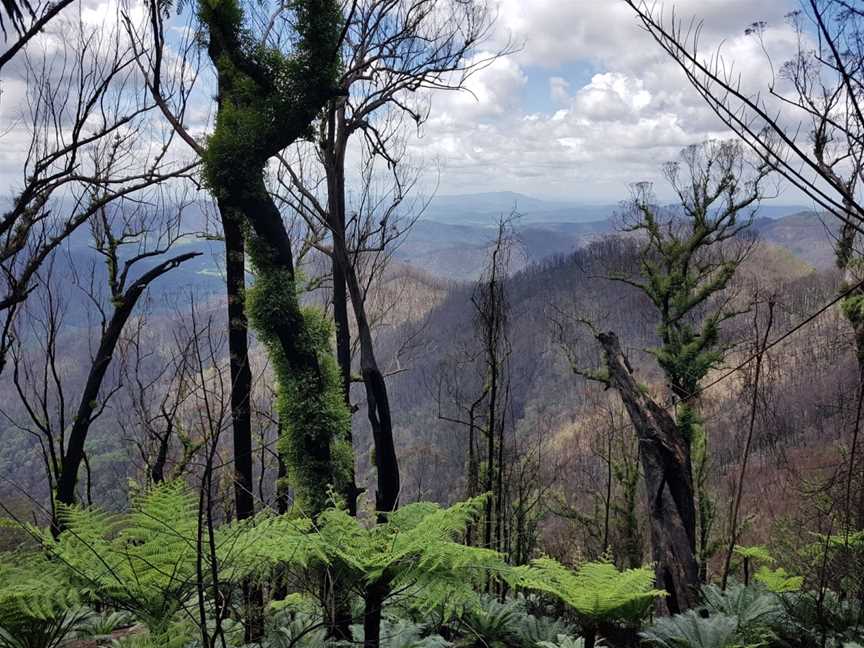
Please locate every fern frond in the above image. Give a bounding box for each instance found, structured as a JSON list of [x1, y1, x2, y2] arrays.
[[512, 558, 664, 626]]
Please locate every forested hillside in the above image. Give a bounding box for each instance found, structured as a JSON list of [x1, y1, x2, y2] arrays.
[[1, 1, 864, 648]]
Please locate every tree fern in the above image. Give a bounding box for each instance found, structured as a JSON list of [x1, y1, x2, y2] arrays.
[[51, 481, 198, 635], [511, 558, 664, 625], [752, 567, 803, 593], [314, 497, 506, 618], [0, 551, 85, 648]]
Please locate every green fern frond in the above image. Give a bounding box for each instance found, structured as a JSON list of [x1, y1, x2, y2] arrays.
[[752, 567, 803, 593], [732, 546, 774, 565], [511, 558, 664, 626]]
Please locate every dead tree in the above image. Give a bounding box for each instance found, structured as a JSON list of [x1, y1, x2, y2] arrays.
[[569, 141, 769, 613], [594, 330, 701, 614], [0, 10, 195, 376], [279, 0, 512, 520], [55, 197, 200, 514], [625, 0, 864, 530], [0, 0, 76, 70], [121, 1, 258, 524]]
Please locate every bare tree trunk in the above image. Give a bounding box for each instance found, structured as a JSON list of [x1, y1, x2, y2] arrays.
[[323, 129, 361, 516], [220, 213, 263, 642], [596, 331, 700, 614], [223, 214, 254, 522], [55, 252, 200, 519]]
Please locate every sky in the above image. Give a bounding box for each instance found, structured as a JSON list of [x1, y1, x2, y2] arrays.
[[0, 0, 811, 206], [409, 0, 806, 203]]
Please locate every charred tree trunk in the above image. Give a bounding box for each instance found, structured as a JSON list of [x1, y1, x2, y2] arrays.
[[323, 122, 360, 516], [221, 212, 263, 642], [363, 579, 388, 648], [54, 252, 200, 518], [223, 214, 255, 521], [150, 428, 171, 484], [596, 331, 700, 614], [321, 109, 399, 647], [325, 149, 399, 518]]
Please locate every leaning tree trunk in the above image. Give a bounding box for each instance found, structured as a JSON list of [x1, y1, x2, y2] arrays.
[[596, 331, 700, 614], [217, 185, 338, 514], [55, 252, 200, 520]]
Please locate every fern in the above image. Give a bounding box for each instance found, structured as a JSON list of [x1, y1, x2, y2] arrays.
[[537, 638, 598, 648], [773, 590, 864, 648], [640, 610, 740, 648], [511, 558, 664, 625], [700, 584, 781, 643], [77, 609, 135, 637], [311, 497, 506, 618], [731, 546, 774, 565], [454, 597, 522, 647], [50, 481, 198, 635], [753, 567, 803, 593], [0, 551, 85, 648], [516, 613, 578, 647]]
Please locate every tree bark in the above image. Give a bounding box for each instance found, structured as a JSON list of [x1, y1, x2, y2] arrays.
[[323, 118, 361, 516], [596, 331, 700, 614], [363, 579, 388, 648], [322, 118, 399, 518], [220, 212, 264, 642], [222, 213, 255, 522], [218, 185, 337, 502], [54, 252, 200, 516]]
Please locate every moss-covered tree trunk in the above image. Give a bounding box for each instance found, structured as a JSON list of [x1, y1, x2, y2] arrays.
[[199, 0, 349, 516]]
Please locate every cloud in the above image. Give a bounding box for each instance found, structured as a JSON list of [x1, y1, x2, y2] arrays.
[[549, 76, 570, 106], [403, 0, 805, 201], [0, 0, 810, 204]]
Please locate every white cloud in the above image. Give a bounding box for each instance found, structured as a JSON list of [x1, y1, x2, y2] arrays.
[[0, 0, 812, 203], [405, 0, 806, 200]]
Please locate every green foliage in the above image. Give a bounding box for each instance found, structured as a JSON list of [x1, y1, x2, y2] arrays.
[[78, 609, 135, 637], [313, 497, 505, 617], [370, 617, 451, 648], [262, 611, 329, 648], [753, 566, 803, 593], [452, 597, 580, 648], [50, 481, 199, 635], [250, 293, 352, 516], [841, 293, 864, 329], [0, 551, 85, 648], [537, 638, 596, 648], [515, 612, 578, 647], [771, 590, 864, 648], [511, 558, 664, 629], [732, 546, 775, 565], [701, 584, 782, 642], [454, 597, 522, 647], [640, 610, 741, 648], [198, 0, 349, 519], [199, 0, 342, 196]]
